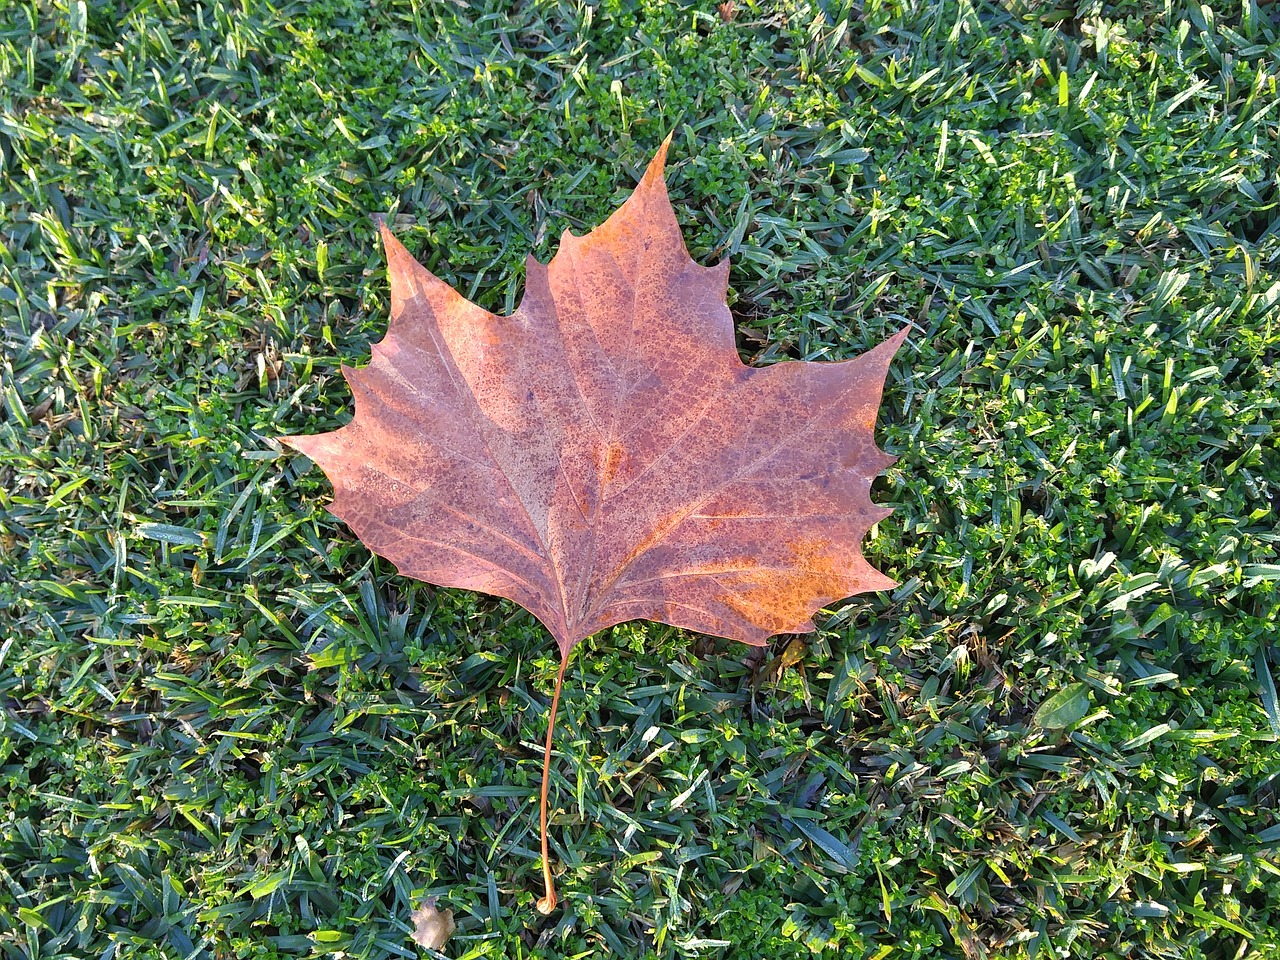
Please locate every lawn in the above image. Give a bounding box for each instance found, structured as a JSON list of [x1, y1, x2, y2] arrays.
[[2, 1, 1279, 958]]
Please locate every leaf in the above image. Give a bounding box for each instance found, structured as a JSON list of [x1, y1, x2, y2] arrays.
[[410, 898, 455, 951], [284, 137, 908, 911], [1033, 682, 1091, 730]]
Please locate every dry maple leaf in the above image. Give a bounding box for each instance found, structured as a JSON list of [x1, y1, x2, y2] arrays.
[[410, 898, 455, 951], [283, 137, 908, 913]]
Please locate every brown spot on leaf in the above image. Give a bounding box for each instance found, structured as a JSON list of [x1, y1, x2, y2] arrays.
[[599, 439, 626, 487], [721, 538, 851, 634]]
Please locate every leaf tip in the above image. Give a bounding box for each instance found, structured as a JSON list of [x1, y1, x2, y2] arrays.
[[279, 429, 348, 471], [854, 323, 913, 386], [640, 134, 674, 190], [379, 221, 411, 264], [657, 128, 675, 158], [278, 434, 308, 457], [379, 223, 468, 321]]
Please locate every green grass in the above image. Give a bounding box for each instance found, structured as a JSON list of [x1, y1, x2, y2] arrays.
[[2, 0, 1279, 957]]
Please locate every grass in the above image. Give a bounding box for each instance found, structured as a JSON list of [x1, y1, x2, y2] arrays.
[[2, 0, 1279, 957]]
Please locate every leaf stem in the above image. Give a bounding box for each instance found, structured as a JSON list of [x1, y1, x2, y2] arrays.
[[535, 654, 569, 915]]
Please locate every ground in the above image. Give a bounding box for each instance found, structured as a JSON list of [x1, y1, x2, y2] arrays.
[[1, 1, 1278, 958]]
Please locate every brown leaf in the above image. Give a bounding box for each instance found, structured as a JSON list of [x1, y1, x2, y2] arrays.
[[410, 898, 455, 951], [284, 137, 908, 911], [285, 139, 904, 655]]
